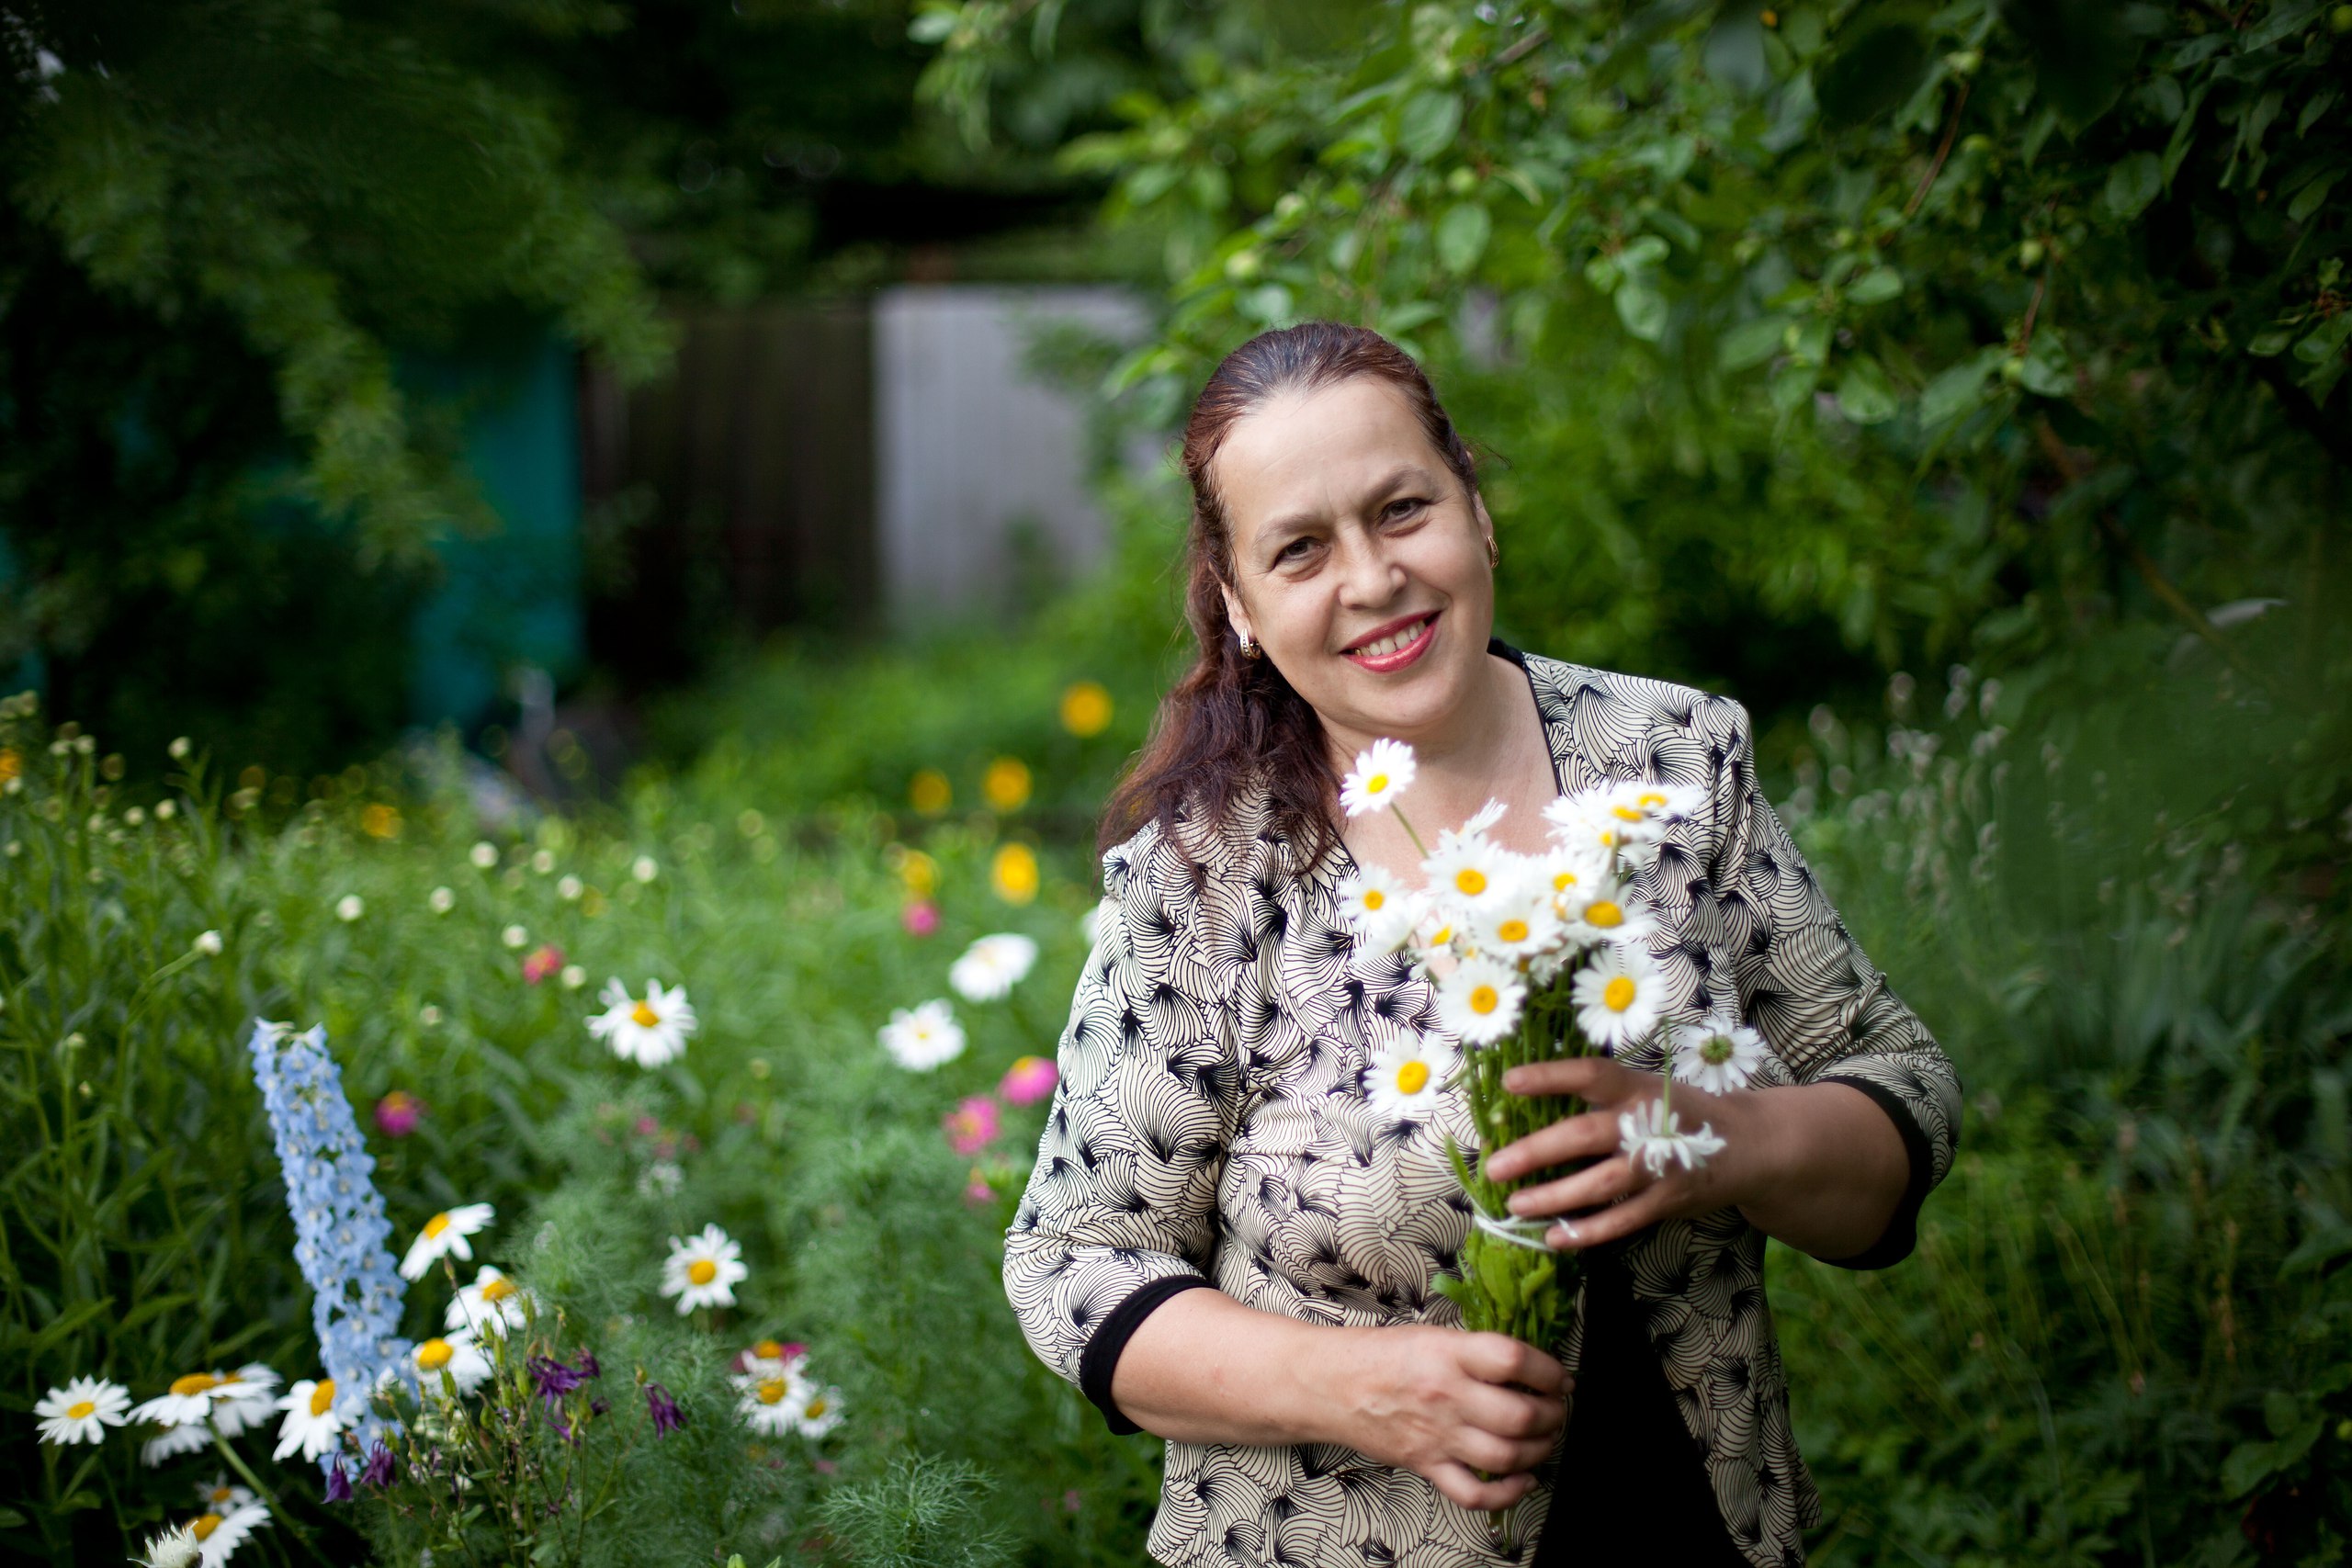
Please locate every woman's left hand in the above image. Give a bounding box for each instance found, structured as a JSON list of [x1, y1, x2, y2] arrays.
[[1480, 1056, 1771, 1252]]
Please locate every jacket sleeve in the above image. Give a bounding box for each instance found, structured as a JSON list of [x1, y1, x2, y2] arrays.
[[1002, 826, 1244, 1432], [1704, 697, 1962, 1269]]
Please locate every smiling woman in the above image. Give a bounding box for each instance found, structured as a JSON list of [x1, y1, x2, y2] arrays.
[[1007, 322, 1960, 1568]]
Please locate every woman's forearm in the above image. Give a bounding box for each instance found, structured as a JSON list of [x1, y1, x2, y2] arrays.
[[1107, 1288, 1351, 1447], [1730, 1080, 1909, 1258]]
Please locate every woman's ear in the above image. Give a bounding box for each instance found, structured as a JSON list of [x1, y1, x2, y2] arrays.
[[1217, 577, 1253, 649], [1474, 492, 1498, 568]]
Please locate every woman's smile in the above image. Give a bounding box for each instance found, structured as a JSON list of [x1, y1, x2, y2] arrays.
[[1342, 611, 1440, 671]]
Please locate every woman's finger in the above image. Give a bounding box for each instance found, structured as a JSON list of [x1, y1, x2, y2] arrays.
[[1548, 1176, 1682, 1251], [1426, 1461, 1536, 1514], [1505, 1153, 1643, 1220], [1455, 1380, 1567, 1444], [1482, 1111, 1618, 1184], [1498, 1055, 1636, 1102]]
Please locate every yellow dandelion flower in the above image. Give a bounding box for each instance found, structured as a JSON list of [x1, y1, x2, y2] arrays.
[[990, 843, 1040, 906], [909, 769, 952, 815], [982, 757, 1032, 813], [1059, 682, 1114, 738]]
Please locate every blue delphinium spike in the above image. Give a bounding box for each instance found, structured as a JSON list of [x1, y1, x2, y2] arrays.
[[248, 1019, 414, 1464]]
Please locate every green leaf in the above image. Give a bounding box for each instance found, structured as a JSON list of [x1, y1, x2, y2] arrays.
[[0, 1507, 24, 1528], [1815, 21, 1930, 130], [1614, 281, 1668, 342], [1398, 91, 1463, 162], [1836, 357, 1899, 424], [2102, 152, 2164, 220], [2265, 1390, 2301, 1438], [1847, 265, 1904, 304], [1435, 202, 1491, 274], [2242, 1, 2325, 52], [906, 8, 958, 46], [2222, 1439, 2278, 1499], [1718, 315, 1789, 372], [1919, 348, 2004, 427], [2287, 171, 2337, 224]]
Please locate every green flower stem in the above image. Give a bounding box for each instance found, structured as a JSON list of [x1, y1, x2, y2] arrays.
[[1389, 802, 1429, 859], [209, 1431, 337, 1568]]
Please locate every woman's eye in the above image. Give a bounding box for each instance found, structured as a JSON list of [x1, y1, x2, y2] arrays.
[[1384, 497, 1428, 522], [1275, 537, 1317, 563]]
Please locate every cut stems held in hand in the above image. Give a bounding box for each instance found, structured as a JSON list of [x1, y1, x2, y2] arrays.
[[1333, 740, 1759, 1350]]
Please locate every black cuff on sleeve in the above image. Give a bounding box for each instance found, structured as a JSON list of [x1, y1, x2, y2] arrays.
[[1077, 1275, 1214, 1436], [1813, 1075, 1935, 1271]]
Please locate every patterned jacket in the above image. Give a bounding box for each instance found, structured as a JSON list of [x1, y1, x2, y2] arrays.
[[1003, 650, 1961, 1568]]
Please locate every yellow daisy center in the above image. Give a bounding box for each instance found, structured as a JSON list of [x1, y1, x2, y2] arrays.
[[66, 1399, 96, 1419], [805, 1397, 828, 1418], [1637, 789, 1668, 807], [417, 1338, 454, 1371], [1454, 868, 1487, 897], [1553, 870, 1577, 891], [753, 1339, 785, 1359], [630, 1000, 661, 1028], [209, 1486, 234, 1505], [481, 1277, 517, 1303], [1362, 888, 1385, 911], [1365, 773, 1388, 794], [1470, 985, 1500, 1015], [193, 1514, 223, 1540], [1498, 919, 1529, 942], [423, 1213, 451, 1239], [1585, 899, 1624, 928], [757, 1378, 789, 1405], [310, 1379, 337, 1416], [1394, 1060, 1430, 1095], [1603, 976, 1636, 1012], [1611, 804, 1645, 822], [689, 1258, 719, 1286], [169, 1373, 220, 1398]]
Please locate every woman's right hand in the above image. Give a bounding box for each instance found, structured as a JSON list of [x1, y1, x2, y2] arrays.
[[1319, 1324, 1571, 1511]]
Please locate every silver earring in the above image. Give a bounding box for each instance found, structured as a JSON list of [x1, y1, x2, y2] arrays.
[[1238, 630, 1261, 660]]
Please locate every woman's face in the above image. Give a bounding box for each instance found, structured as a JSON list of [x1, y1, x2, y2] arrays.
[[1213, 375, 1497, 757]]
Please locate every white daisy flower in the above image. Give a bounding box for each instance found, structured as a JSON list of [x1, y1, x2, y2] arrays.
[[733, 1357, 811, 1437], [1466, 879, 1562, 960], [34, 1375, 129, 1445], [631, 854, 659, 883], [587, 978, 699, 1067], [1570, 942, 1666, 1052], [428, 886, 456, 913], [141, 1421, 211, 1466], [1434, 955, 1526, 1046], [1338, 738, 1417, 818], [411, 1332, 493, 1397], [193, 1477, 255, 1513], [447, 1267, 536, 1337], [398, 1201, 495, 1281], [1618, 1097, 1727, 1178], [661, 1224, 748, 1314], [1559, 875, 1659, 949], [1611, 778, 1706, 829], [794, 1383, 845, 1439], [272, 1378, 345, 1462], [1362, 1035, 1457, 1119], [878, 999, 965, 1070], [193, 930, 224, 956], [1671, 1012, 1768, 1094], [948, 933, 1040, 1001], [334, 895, 364, 923], [205, 1365, 280, 1438], [501, 924, 528, 950], [1449, 797, 1508, 840], [1544, 788, 1663, 869], [1420, 834, 1519, 917], [1413, 903, 1464, 959], [130, 1372, 231, 1430], [1537, 842, 1609, 914], [469, 840, 499, 869], [135, 1524, 201, 1568], [1335, 864, 1419, 952], [190, 1500, 270, 1566]]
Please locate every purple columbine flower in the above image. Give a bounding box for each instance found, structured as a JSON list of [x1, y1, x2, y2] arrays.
[[360, 1442, 396, 1489], [571, 1348, 602, 1381], [324, 1458, 353, 1503], [528, 1354, 590, 1414], [646, 1382, 684, 1438]]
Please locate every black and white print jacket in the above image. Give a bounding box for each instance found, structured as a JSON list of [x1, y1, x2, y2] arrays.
[[1003, 649, 1961, 1568]]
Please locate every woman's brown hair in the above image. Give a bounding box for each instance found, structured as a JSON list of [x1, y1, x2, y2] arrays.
[[1099, 321, 1482, 866]]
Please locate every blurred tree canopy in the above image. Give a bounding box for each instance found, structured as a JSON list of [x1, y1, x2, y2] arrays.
[[0, 0, 1147, 773], [925, 1, 2347, 782]]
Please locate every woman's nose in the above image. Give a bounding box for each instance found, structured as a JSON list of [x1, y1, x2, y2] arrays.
[[1333, 528, 1405, 608]]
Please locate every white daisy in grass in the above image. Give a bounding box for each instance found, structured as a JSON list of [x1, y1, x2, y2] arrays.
[[399, 1201, 495, 1280], [1465, 878, 1561, 961], [733, 1356, 811, 1436], [447, 1265, 536, 1337], [1421, 834, 1518, 918], [1671, 1012, 1768, 1094], [1570, 942, 1666, 1052], [130, 1372, 231, 1430], [410, 1332, 493, 1397], [141, 1421, 211, 1466], [205, 1365, 279, 1438], [1336, 864, 1420, 952], [1558, 874, 1658, 950], [136, 1523, 200, 1568], [948, 933, 1040, 1002], [1434, 955, 1526, 1046], [34, 1375, 129, 1445], [1362, 1035, 1457, 1119], [588, 978, 698, 1067], [878, 999, 965, 1070], [793, 1382, 845, 1439], [1618, 1097, 1726, 1178], [271, 1377, 345, 1462], [193, 1477, 255, 1513], [662, 1224, 748, 1314], [188, 1500, 269, 1566], [1338, 738, 1417, 818]]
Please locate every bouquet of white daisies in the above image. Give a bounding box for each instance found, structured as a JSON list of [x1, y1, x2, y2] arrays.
[[1334, 739, 1764, 1351]]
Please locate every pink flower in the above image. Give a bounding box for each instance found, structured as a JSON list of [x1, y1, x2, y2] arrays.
[[522, 943, 564, 985], [374, 1090, 424, 1138], [943, 1095, 1000, 1156], [963, 1168, 995, 1207], [999, 1055, 1058, 1106], [901, 899, 940, 937]]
